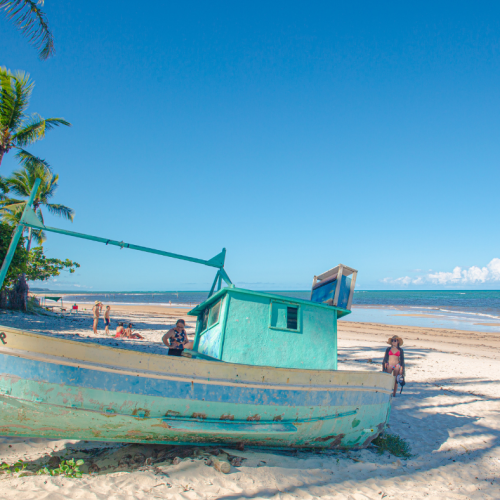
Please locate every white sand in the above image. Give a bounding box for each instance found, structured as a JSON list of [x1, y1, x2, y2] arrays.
[[0, 309, 499, 499]]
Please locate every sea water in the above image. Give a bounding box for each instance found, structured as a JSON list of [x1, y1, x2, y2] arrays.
[[52, 289, 500, 333]]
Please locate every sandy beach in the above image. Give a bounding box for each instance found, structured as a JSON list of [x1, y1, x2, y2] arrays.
[[0, 305, 499, 499]]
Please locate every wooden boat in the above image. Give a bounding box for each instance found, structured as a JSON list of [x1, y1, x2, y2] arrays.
[[0, 182, 394, 448], [0, 282, 393, 449]]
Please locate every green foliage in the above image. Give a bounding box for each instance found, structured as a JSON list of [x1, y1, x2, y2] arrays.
[[37, 458, 84, 478], [0, 221, 27, 290], [372, 433, 413, 458], [0, 67, 70, 166], [0, 0, 54, 59], [0, 223, 79, 292], [26, 294, 43, 312], [0, 459, 26, 474], [1, 155, 74, 249], [26, 246, 79, 281], [6, 156, 74, 220]]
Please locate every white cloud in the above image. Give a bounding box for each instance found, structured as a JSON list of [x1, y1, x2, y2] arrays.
[[382, 258, 500, 286]]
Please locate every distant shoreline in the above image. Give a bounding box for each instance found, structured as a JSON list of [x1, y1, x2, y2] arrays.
[[31, 291, 500, 334]]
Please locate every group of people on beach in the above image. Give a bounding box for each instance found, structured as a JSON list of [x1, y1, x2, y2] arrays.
[[90, 301, 193, 350], [91, 301, 110, 335], [91, 300, 145, 339]]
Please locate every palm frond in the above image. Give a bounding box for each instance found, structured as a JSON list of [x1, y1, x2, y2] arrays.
[[43, 171, 57, 198], [36, 204, 43, 224], [14, 148, 51, 171], [0, 68, 16, 131], [0, 176, 9, 200], [0, 200, 26, 212], [5, 169, 32, 197], [0, 68, 33, 133], [30, 226, 45, 244], [2, 154, 74, 235], [0, 0, 55, 59], [0, 204, 23, 227], [12, 114, 70, 146], [46, 203, 74, 221]]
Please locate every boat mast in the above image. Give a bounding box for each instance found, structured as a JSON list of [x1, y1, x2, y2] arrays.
[[0, 180, 231, 296]]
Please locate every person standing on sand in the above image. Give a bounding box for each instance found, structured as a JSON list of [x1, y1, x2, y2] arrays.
[[92, 301, 102, 334], [104, 306, 111, 335]]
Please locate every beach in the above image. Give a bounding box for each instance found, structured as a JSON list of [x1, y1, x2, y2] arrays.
[[0, 305, 499, 499]]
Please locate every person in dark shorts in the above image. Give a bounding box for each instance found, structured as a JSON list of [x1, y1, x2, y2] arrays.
[[104, 306, 111, 335], [162, 319, 193, 353]]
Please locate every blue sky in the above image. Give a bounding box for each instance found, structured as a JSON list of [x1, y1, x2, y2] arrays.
[[1, 1, 499, 291]]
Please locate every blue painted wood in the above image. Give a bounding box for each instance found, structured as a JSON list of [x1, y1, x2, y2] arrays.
[[337, 275, 352, 309], [198, 324, 224, 359], [163, 418, 298, 434], [0, 354, 392, 448], [311, 274, 352, 308], [0, 354, 390, 407]]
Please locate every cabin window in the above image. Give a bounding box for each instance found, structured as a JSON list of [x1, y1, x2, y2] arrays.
[[287, 306, 298, 330], [209, 299, 221, 327], [201, 307, 209, 332], [200, 298, 222, 333], [269, 301, 300, 332]]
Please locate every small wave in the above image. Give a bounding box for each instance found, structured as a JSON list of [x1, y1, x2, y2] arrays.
[[438, 308, 500, 320], [74, 301, 197, 308], [407, 305, 500, 320], [409, 306, 440, 310]]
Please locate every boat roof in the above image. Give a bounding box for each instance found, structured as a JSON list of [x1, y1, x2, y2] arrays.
[[187, 285, 352, 318]]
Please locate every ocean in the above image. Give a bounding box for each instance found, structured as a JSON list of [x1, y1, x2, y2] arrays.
[[45, 289, 500, 333]]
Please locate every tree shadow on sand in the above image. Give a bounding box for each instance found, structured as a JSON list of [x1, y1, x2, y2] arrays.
[[0, 310, 198, 355]]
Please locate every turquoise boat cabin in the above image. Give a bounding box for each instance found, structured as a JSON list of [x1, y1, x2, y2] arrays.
[[190, 264, 358, 371]]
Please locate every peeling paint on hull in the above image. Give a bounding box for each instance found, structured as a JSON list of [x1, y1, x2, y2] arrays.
[[0, 326, 394, 449]]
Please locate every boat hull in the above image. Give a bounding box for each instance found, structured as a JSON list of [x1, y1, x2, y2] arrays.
[[0, 327, 394, 449]]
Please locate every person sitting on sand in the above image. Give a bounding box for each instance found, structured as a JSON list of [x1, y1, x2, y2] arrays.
[[383, 335, 405, 395], [115, 322, 126, 338], [383, 335, 405, 375], [126, 322, 144, 340], [114, 322, 144, 339], [92, 301, 102, 334], [104, 306, 111, 335], [162, 319, 193, 350]]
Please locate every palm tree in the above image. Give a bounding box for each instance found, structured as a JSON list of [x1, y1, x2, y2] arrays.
[[0, 176, 9, 201], [0, 0, 54, 59], [0, 67, 70, 167], [1, 152, 74, 251]]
